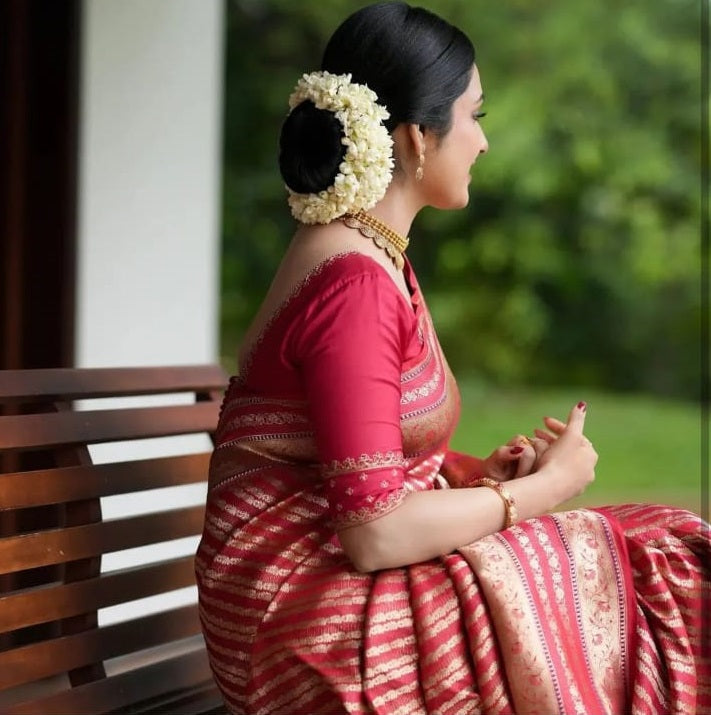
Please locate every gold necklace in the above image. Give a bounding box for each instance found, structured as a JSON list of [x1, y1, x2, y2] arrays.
[[341, 210, 409, 270]]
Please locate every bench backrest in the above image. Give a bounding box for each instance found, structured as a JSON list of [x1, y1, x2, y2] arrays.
[[0, 365, 228, 714]]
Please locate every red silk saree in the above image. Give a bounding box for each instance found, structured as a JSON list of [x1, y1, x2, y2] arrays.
[[196, 253, 710, 714]]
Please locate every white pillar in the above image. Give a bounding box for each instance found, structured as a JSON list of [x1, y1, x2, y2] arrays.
[[76, 0, 224, 368]]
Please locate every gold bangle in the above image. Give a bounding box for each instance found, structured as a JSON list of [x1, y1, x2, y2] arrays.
[[470, 477, 518, 529]]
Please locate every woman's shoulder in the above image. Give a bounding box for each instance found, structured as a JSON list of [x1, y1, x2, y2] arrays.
[[287, 250, 418, 359], [290, 250, 401, 305], [313, 250, 390, 283], [265, 222, 417, 336], [288, 222, 403, 292]]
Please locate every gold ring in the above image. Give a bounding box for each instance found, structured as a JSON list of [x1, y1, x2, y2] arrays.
[[519, 436, 533, 447]]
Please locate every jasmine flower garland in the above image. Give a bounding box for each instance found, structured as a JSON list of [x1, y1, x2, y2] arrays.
[[286, 71, 395, 225]]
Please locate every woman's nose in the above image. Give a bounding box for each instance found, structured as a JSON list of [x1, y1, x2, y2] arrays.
[[478, 128, 489, 154]]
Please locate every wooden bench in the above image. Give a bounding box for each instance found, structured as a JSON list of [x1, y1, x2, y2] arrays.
[[0, 365, 229, 714]]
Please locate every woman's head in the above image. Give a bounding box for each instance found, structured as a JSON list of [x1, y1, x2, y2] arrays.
[[322, 2, 474, 136], [279, 2, 476, 198]]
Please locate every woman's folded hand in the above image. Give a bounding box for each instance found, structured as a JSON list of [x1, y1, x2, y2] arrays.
[[534, 402, 598, 501]]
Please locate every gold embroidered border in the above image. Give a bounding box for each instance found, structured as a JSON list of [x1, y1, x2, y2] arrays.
[[323, 449, 405, 477], [400, 365, 442, 405], [222, 410, 310, 430], [332, 487, 407, 529]]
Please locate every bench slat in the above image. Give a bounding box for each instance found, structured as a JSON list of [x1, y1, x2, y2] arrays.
[[0, 453, 210, 510], [0, 403, 220, 452], [0, 556, 196, 632], [0, 604, 201, 689], [0, 505, 204, 575], [4, 646, 219, 715], [0, 365, 227, 402], [0, 365, 225, 713]]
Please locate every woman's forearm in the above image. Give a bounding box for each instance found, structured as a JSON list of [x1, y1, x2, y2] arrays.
[[337, 468, 565, 572]]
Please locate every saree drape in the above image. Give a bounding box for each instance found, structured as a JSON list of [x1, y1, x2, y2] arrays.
[[196, 253, 710, 715]]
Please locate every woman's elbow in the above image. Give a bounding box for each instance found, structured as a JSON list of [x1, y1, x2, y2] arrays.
[[337, 522, 392, 573], [348, 553, 379, 574]]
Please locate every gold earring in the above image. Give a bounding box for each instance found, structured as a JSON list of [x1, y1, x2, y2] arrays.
[[415, 152, 425, 181]]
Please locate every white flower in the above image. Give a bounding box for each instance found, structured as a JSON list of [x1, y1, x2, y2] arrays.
[[285, 71, 394, 225]]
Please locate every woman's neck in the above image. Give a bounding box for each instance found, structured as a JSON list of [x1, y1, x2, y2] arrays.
[[364, 182, 422, 239]]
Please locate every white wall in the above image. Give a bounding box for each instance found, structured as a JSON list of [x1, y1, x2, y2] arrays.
[[77, 0, 223, 368], [75, 0, 225, 625]]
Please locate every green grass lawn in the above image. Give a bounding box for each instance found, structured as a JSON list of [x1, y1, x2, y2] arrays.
[[450, 380, 708, 516]]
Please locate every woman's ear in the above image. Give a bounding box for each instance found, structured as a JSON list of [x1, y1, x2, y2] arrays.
[[406, 123, 426, 158], [392, 123, 429, 180]]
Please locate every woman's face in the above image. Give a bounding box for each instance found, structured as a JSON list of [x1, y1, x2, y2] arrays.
[[421, 65, 488, 210]]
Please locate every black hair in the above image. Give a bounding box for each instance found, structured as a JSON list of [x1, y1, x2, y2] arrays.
[[278, 2, 475, 195], [278, 100, 348, 195]]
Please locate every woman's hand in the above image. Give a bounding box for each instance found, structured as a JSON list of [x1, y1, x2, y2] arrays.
[[481, 428, 556, 481], [534, 402, 598, 500], [481, 434, 538, 481], [443, 403, 595, 495]]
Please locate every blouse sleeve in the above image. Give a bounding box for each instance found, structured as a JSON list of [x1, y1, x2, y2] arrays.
[[290, 269, 414, 529]]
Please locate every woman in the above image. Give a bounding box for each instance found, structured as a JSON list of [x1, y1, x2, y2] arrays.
[[196, 3, 710, 713]]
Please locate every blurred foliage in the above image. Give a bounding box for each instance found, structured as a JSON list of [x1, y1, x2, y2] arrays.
[[221, 0, 701, 398]]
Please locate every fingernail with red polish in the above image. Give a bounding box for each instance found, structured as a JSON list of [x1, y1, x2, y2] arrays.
[[577, 401, 587, 411], [510, 446, 524, 454]]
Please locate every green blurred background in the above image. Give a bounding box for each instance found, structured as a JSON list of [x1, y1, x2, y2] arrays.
[[219, 0, 706, 512]]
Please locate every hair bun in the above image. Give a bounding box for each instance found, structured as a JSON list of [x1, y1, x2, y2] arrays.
[[278, 101, 347, 195]]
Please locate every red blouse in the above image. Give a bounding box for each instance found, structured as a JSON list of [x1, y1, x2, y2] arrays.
[[211, 251, 461, 528]]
